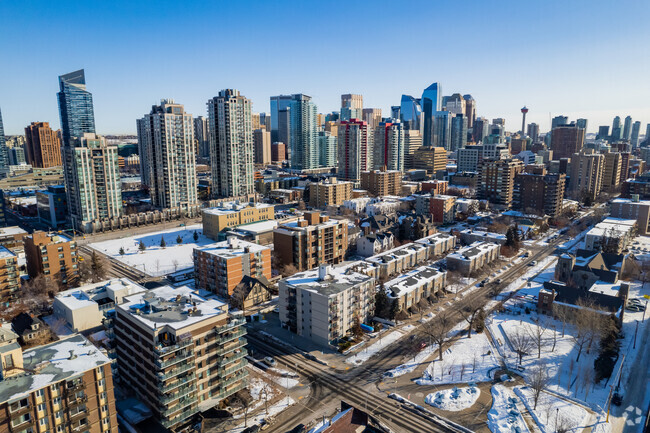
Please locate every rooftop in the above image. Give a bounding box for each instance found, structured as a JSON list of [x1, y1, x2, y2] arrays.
[[0, 226, 27, 237], [194, 238, 268, 259], [0, 334, 110, 404], [447, 241, 499, 261], [284, 265, 373, 297], [118, 285, 227, 331], [415, 232, 456, 246], [460, 229, 506, 240], [586, 218, 637, 238], [231, 220, 278, 234], [384, 265, 445, 299], [0, 246, 16, 260], [202, 201, 273, 216], [56, 278, 146, 311], [365, 242, 426, 265], [612, 197, 650, 205]]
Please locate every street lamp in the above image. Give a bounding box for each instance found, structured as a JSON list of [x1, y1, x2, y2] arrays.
[[555, 407, 559, 432]]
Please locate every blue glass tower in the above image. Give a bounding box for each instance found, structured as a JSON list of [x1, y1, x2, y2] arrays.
[[0, 107, 7, 170], [421, 82, 442, 147], [399, 95, 422, 130], [57, 69, 96, 146]]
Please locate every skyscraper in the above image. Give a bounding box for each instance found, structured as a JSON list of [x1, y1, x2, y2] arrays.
[[137, 99, 197, 209], [646, 124, 650, 146], [338, 119, 370, 182], [551, 115, 568, 129], [270, 95, 293, 148], [24, 122, 62, 168], [362, 108, 382, 129], [318, 131, 337, 168], [432, 111, 452, 150], [444, 93, 466, 115], [194, 116, 210, 158], [373, 121, 404, 172], [450, 114, 468, 152], [631, 121, 642, 148], [611, 116, 622, 141], [576, 118, 588, 133], [208, 89, 254, 197], [289, 94, 318, 170], [57, 69, 96, 146], [597, 126, 610, 140], [463, 94, 476, 128], [0, 107, 7, 172], [623, 115, 633, 141], [62, 133, 122, 230], [340, 94, 363, 121], [527, 123, 540, 142], [421, 82, 442, 147], [473, 117, 489, 143], [399, 95, 422, 131], [551, 124, 585, 160], [254, 128, 272, 165]]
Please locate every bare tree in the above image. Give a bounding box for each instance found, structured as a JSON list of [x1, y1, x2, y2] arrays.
[[572, 299, 602, 362], [529, 363, 550, 410], [281, 264, 299, 278], [446, 271, 463, 298], [510, 329, 534, 366], [525, 320, 548, 359], [553, 304, 570, 337], [421, 309, 454, 361], [555, 414, 576, 433], [457, 295, 485, 338]]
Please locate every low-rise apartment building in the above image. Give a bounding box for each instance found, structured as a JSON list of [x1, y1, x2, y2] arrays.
[[584, 218, 637, 254], [610, 197, 650, 235], [384, 265, 446, 312], [360, 170, 402, 197], [309, 177, 353, 208], [115, 285, 248, 431], [460, 229, 507, 245], [279, 265, 375, 346], [446, 241, 500, 276], [0, 247, 19, 303], [53, 278, 146, 332], [273, 211, 348, 271], [364, 242, 428, 280], [414, 232, 457, 258], [193, 238, 272, 301], [0, 333, 118, 433], [202, 202, 275, 240], [24, 231, 78, 288], [415, 194, 457, 224]]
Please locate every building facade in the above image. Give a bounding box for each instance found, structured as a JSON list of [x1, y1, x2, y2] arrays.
[[57, 69, 96, 146], [309, 177, 353, 208], [318, 131, 337, 168], [202, 202, 274, 240], [0, 246, 18, 303], [24, 122, 62, 168], [373, 121, 405, 172], [337, 119, 370, 183], [137, 99, 197, 209], [478, 159, 524, 209], [253, 128, 271, 165], [446, 241, 500, 276], [24, 231, 79, 288], [289, 94, 318, 170], [568, 150, 605, 201], [360, 170, 402, 197], [513, 169, 566, 217], [551, 125, 585, 160]]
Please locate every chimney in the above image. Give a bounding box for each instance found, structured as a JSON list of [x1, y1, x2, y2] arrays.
[[318, 265, 332, 281]]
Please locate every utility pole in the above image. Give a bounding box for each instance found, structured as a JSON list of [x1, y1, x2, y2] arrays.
[[634, 320, 639, 349]]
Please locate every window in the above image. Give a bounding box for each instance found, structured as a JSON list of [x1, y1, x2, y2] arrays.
[[35, 389, 45, 398], [37, 403, 46, 412], [39, 418, 48, 426], [101, 405, 108, 413], [4, 354, 13, 368]]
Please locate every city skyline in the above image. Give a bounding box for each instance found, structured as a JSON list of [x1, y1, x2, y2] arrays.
[[1, 0, 649, 135]]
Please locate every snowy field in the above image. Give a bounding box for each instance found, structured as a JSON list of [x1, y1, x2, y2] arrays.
[[487, 385, 530, 433], [425, 385, 480, 411], [89, 224, 211, 276], [417, 331, 500, 385], [514, 386, 590, 433], [346, 328, 406, 365]]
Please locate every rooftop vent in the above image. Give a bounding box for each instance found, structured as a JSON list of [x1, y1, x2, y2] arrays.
[[68, 350, 77, 360]]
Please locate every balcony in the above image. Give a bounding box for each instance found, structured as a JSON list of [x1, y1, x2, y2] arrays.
[[216, 328, 246, 344], [66, 380, 84, 393], [218, 359, 246, 376], [214, 318, 245, 333], [216, 338, 246, 357], [160, 396, 198, 417], [218, 348, 247, 367], [154, 336, 193, 356], [160, 384, 196, 405], [158, 363, 194, 381], [156, 351, 194, 369], [10, 418, 34, 432], [159, 372, 196, 393], [161, 407, 199, 428], [70, 423, 88, 433], [220, 370, 249, 389], [67, 395, 88, 406], [212, 378, 248, 401], [9, 403, 31, 416], [68, 408, 88, 420]]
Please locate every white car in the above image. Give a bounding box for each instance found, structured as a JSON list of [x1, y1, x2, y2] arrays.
[[264, 356, 276, 367]]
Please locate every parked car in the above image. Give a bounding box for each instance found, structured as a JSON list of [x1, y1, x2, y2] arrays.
[[264, 356, 276, 366], [528, 261, 536, 266], [418, 341, 427, 351]]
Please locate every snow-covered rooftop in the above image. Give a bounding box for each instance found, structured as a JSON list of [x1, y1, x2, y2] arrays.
[[232, 220, 278, 234], [0, 334, 110, 403], [118, 285, 227, 331], [385, 265, 445, 299], [56, 278, 146, 311], [194, 238, 268, 259], [415, 232, 456, 246], [447, 241, 499, 262], [203, 201, 273, 216], [365, 242, 425, 265], [0, 246, 16, 260], [284, 265, 373, 296], [0, 226, 27, 237], [586, 218, 637, 238]]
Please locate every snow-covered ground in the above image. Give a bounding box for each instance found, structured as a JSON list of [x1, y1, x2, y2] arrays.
[[229, 396, 296, 433], [515, 386, 590, 433], [346, 328, 406, 365], [425, 385, 480, 411], [417, 331, 499, 385], [89, 224, 210, 276], [487, 385, 530, 433]]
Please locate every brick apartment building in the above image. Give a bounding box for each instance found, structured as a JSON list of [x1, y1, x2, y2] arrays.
[[24, 231, 79, 288], [360, 170, 402, 197]]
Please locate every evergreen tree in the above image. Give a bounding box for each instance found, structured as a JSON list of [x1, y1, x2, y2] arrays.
[[138, 240, 146, 252], [176, 235, 183, 244], [375, 288, 390, 319], [160, 236, 167, 248], [90, 251, 106, 283], [193, 231, 199, 242], [389, 299, 400, 320]]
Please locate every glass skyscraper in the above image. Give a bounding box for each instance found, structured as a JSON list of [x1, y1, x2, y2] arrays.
[[288, 94, 318, 170], [399, 95, 422, 131], [421, 82, 442, 147], [57, 69, 96, 146], [0, 107, 7, 171]]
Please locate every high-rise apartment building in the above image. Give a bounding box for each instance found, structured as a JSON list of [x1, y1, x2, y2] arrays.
[[193, 238, 272, 299], [271, 142, 286, 163], [623, 115, 633, 141], [340, 94, 363, 121], [527, 123, 540, 142], [404, 130, 422, 170], [450, 114, 468, 152], [362, 108, 382, 129], [422, 82, 442, 147], [137, 100, 197, 209], [62, 133, 122, 231], [0, 334, 118, 433], [0, 107, 7, 171], [337, 119, 370, 183], [7, 147, 26, 165], [115, 286, 248, 431], [270, 95, 293, 147], [631, 121, 641, 148], [24, 231, 78, 288], [286, 94, 318, 170], [551, 115, 568, 129], [57, 69, 96, 146], [597, 126, 610, 140], [0, 246, 18, 303], [194, 116, 210, 158], [457, 144, 483, 172], [360, 170, 402, 197], [478, 159, 524, 209], [473, 117, 489, 143], [318, 131, 337, 168], [432, 111, 452, 150], [576, 118, 588, 133], [24, 122, 62, 168], [253, 128, 271, 165], [373, 121, 404, 172], [208, 89, 254, 198], [568, 150, 605, 201], [273, 211, 348, 271], [413, 146, 447, 176], [309, 177, 353, 208], [611, 116, 622, 141], [513, 168, 566, 217], [551, 124, 585, 160], [463, 94, 476, 128], [602, 151, 622, 189]]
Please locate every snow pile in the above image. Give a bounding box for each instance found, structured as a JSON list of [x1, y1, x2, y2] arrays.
[[515, 387, 589, 433], [417, 331, 499, 385], [425, 385, 480, 411], [89, 224, 211, 276], [487, 385, 530, 433], [346, 328, 405, 365]]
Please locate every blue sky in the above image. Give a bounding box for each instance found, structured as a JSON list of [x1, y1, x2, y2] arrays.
[[1, 0, 649, 135]]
